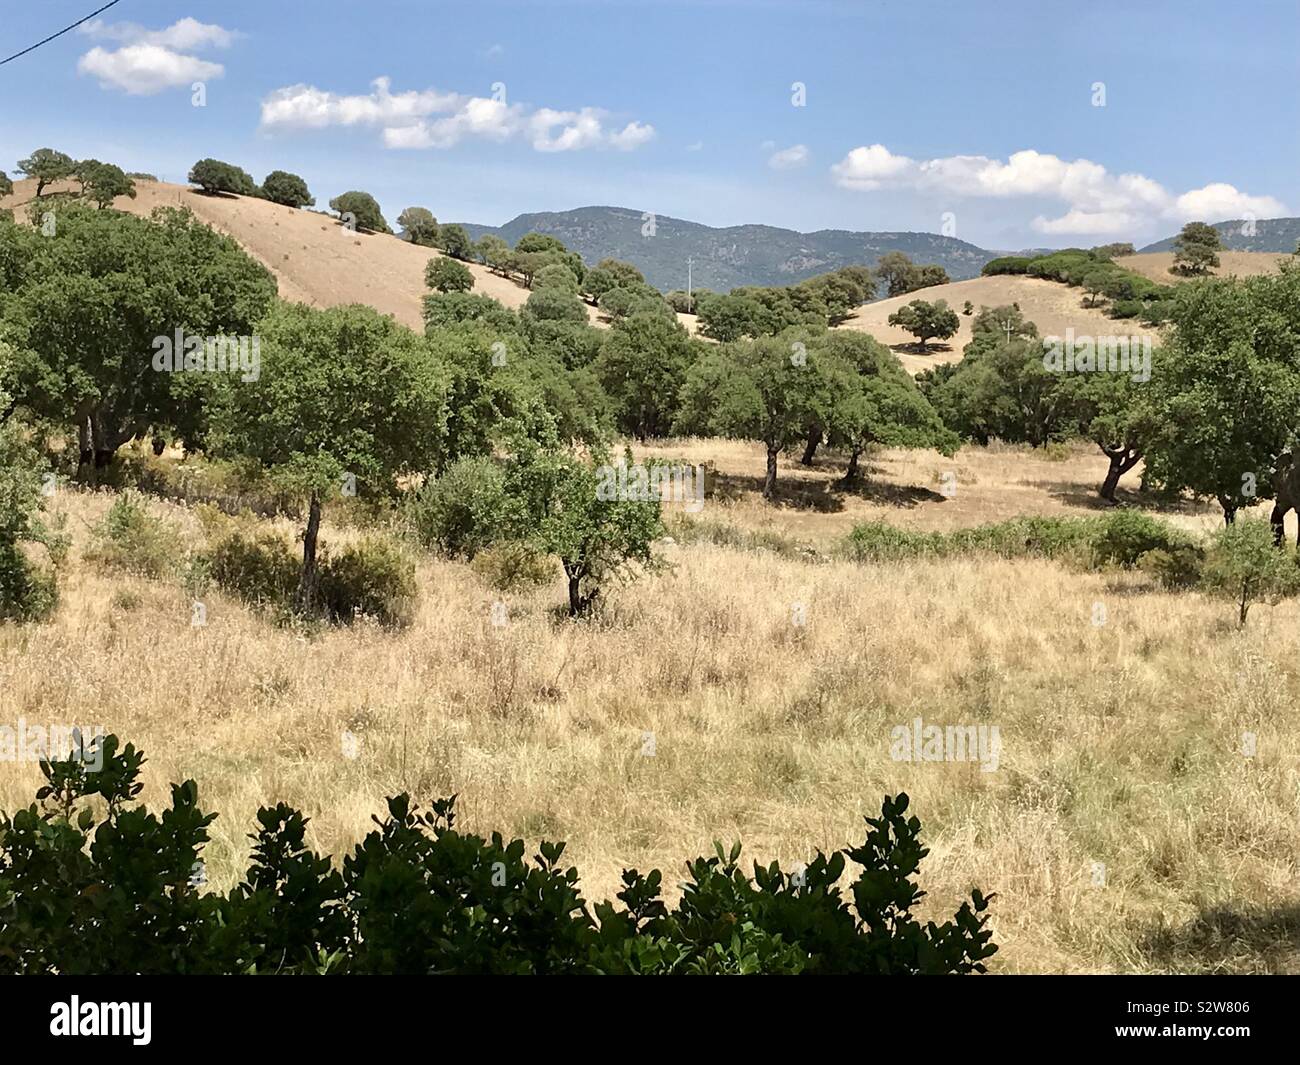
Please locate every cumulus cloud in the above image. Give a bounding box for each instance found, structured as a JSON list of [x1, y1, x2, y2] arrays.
[[768, 144, 809, 169], [831, 144, 1286, 234], [75, 18, 234, 94], [262, 77, 654, 153]]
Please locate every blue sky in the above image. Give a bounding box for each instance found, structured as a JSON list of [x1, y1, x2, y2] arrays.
[[2, 0, 1296, 249]]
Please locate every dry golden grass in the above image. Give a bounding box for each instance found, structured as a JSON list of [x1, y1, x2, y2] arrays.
[[1116, 251, 1291, 284], [839, 275, 1161, 375], [5, 441, 1300, 974]]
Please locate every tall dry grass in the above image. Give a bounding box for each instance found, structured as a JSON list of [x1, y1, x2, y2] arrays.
[[3, 443, 1299, 973]]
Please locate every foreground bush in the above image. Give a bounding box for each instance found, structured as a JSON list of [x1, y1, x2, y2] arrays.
[[83, 491, 177, 578], [0, 735, 997, 975]]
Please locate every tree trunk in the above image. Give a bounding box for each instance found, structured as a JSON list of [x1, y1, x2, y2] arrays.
[[296, 492, 323, 614], [800, 428, 820, 466], [763, 447, 779, 500], [567, 573, 583, 617], [1239, 582, 1250, 627], [842, 446, 863, 484], [77, 416, 94, 472], [1098, 447, 1141, 502], [1219, 496, 1237, 525]]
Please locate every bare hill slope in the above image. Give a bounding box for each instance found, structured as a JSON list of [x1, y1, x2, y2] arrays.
[[0, 178, 583, 331], [839, 274, 1161, 374], [1114, 250, 1289, 284]]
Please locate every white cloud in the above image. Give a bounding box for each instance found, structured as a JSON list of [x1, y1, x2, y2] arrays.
[[262, 77, 654, 153], [829, 144, 915, 189], [767, 144, 809, 169], [80, 17, 239, 50], [75, 18, 235, 95], [831, 144, 1287, 233], [78, 45, 223, 95], [610, 121, 657, 151]]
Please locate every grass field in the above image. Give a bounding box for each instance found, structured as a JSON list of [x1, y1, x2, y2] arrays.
[[5, 439, 1299, 974]]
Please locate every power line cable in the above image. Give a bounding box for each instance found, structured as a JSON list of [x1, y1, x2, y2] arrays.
[[0, 0, 125, 67]]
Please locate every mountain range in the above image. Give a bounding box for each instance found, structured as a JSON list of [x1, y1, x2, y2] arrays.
[[456, 206, 1300, 294]]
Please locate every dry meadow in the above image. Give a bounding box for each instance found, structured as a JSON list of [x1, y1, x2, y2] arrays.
[[5, 440, 1299, 974]]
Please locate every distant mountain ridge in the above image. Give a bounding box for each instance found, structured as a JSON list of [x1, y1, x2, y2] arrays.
[[1140, 217, 1300, 254], [454, 206, 1003, 293]]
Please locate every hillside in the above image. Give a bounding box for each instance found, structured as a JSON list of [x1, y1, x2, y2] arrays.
[[1141, 216, 1300, 254], [840, 274, 1161, 375], [456, 206, 998, 292], [1115, 250, 1291, 284], [0, 178, 578, 332]]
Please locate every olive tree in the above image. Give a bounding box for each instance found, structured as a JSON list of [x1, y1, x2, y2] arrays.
[[17, 149, 76, 196]]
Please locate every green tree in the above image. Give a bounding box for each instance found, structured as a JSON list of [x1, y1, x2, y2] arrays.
[[874, 252, 915, 297], [523, 288, 589, 325], [397, 207, 438, 246], [1171, 221, 1222, 276], [439, 224, 474, 260], [1077, 370, 1155, 502], [1143, 264, 1300, 522], [212, 303, 448, 611], [0, 171, 12, 198], [329, 191, 390, 234], [677, 331, 832, 498], [534, 263, 581, 294], [596, 311, 695, 441], [78, 162, 136, 209], [187, 158, 259, 196], [887, 299, 960, 351], [1202, 518, 1300, 626], [426, 256, 475, 293], [508, 444, 663, 615], [262, 171, 315, 208], [476, 234, 511, 273], [1, 203, 277, 470], [820, 332, 957, 482], [1082, 270, 1110, 307], [17, 148, 76, 196]]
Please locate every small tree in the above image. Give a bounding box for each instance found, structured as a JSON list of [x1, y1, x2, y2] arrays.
[[426, 256, 474, 293], [887, 299, 960, 351], [329, 191, 390, 234], [398, 207, 438, 246], [508, 444, 663, 616], [534, 264, 581, 294], [262, 171, 315, 208], [0, 171, 12, 198], [212, 303, 448, 612], [188, 158, 259, 196], [1082, 270, 1109, 307], [78, 162, 136, 209], [16, 148, 76, 196], [1171, 221, 1222, 276], [439, 224, 474, 260], [1202, 518, 1300, 626], [677, 331, 832, 498]]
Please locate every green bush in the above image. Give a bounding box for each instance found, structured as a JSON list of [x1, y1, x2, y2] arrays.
[[318, 536, 417, 628], [470, 539, 554, 592], [842, 516, 1101, 564], [207, 528, 299, 606], [1200, 518, 1300, 626], [0, 735, 997, 975], [1090, 510, 1190, 569], [83, 491, 177, 578], [980, 256, 1033, 276], [0, 542, 58, 622], [1139, 544, 1205, 589], [409, 458, 515, 559]]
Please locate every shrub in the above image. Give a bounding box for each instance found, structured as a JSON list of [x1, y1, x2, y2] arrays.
[[1139, 544, 1205, 590], [1200, 518, 1300, 626], [409, 458, 515, 559], [318, 536, 417, 628], [422, 292, 519, 332], [208, 528, 299, 606], [0, 543, 58, 622], [0, 736, 997, 975], [981, 256, 1032, 276], [469, 539, 554, 592], [83, 491, 177, 579], [1089, 510, 1189, 569]]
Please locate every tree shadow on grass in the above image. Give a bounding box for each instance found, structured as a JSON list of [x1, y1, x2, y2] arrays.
[[1136, 903, 1300, 974], [1030, 480, 1216, 517], [887, 341, 954, 356]]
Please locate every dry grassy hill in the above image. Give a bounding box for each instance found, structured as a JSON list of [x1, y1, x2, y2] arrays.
[[0, 178, 599, 331], [1115, 250, 1290, 284], [839, 274, 1161, 375]]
